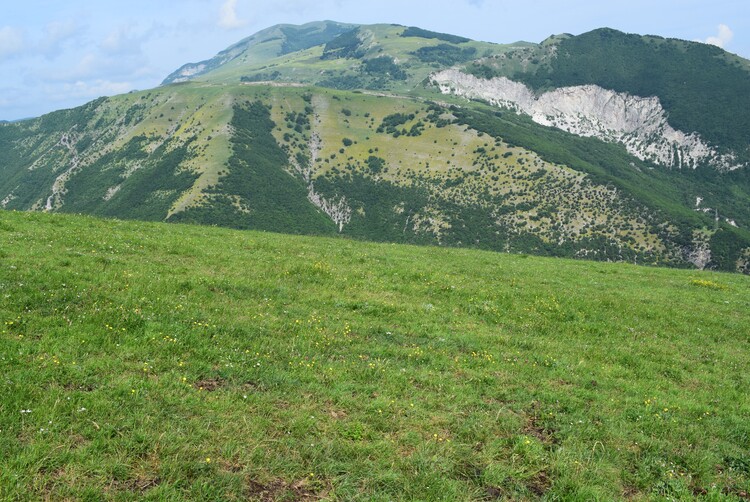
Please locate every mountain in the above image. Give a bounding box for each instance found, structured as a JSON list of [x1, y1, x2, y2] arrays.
[[438, 28, 750, 170], [1, 23, 749, 272]]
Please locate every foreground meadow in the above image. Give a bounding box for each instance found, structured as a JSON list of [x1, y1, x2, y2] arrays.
[[0, 211, 748, 500]]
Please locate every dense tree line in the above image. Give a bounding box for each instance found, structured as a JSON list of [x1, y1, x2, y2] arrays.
[[279, 23, 354, 56], [321, 28, 363, 60], [412, 44, 477, 66], [401, 26, 470, 44]]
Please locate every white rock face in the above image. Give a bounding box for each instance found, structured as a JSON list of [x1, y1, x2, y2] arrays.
[[45, 130, 81, 211], [684, 231, 712, 270], [431, 69, 741, 171], [169, 64, 208, 84], [288, 104, 353, 233]]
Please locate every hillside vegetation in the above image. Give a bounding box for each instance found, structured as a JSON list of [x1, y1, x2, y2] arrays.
[[1, 22, 750, 273], [1, 210, 748, 500], [4, 82, 748, 270]]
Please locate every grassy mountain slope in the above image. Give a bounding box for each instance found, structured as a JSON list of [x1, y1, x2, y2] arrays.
[[1, 80, 748, 270], [0, 85, 237, 218], [183, 22, 514, 93], [1, 210, 748, 500], [162, 21, 358, 84]]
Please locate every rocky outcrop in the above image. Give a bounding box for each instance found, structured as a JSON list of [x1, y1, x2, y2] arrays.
[[1, 188, 18, 208], [45, 129, 81, 211], [737, 249, 750, 274], [289, 132, 352, 233], [683, 231, 712, 270], [431, 69, 741, 171], [166, 64, 208, 84], [307, 188, 352, 232]]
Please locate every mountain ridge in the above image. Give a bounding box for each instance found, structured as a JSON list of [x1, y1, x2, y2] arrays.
[[2, 21, 749, 273], [162, 20, 358, 84]]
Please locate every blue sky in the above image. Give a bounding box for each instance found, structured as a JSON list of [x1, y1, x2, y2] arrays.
[[1, 0, 747, 120]]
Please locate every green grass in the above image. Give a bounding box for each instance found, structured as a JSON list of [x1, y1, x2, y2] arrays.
[[1, 210, 749, 500]]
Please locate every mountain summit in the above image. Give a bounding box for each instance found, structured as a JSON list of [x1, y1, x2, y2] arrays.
[[1, 22, 749, 272], [163, 21, 357, 84]]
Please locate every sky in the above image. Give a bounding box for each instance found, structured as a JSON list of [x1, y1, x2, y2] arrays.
[[1, 0, 748, 121]]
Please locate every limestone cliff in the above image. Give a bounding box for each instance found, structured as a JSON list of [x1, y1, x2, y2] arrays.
[[431, 69, 741, 171]]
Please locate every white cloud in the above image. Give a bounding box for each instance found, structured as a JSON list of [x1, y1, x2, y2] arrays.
[[44, 79, 135, 102], [72, 53, 99, 77], [43, 48, 154, 82], [704, 24, 733, 48], [39, 21, 82, 59], [0, 26, 25, 59], [218, 0, 248, 30], [101, 23, 149, 55], [66, 79, 134, 98], [0, 86, 26, 109]]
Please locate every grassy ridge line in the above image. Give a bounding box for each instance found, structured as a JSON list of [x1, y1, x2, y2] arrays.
[[201, 23, 509, 93], [0, 210, 748, 500]]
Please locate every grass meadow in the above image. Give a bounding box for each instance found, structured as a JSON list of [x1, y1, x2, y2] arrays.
[[0, 210, 748, 500]]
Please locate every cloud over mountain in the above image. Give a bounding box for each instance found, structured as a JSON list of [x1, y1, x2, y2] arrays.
[[705, 24, 734, 48], [218, 0, 248, 30]]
